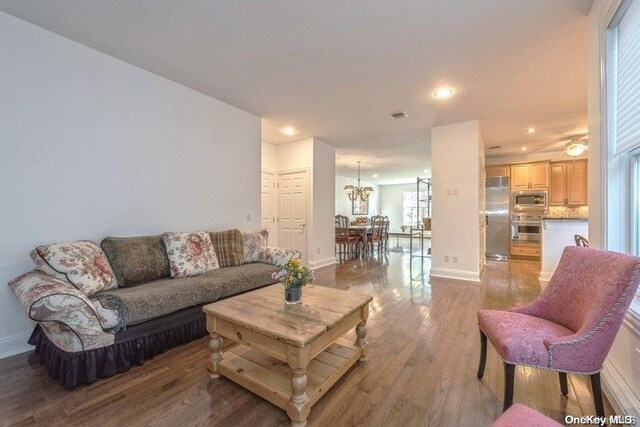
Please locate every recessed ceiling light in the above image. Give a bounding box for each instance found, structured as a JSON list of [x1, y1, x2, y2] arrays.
[[372, 174, 379, 178], [521, 146, 528, 151], [281, 126, 297, 136], [525, 128, 536, 134], [433, 87, 454, 98], [423, 169, 429, 173]]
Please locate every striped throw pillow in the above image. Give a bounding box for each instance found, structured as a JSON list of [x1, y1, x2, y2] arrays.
[[209, 229, 245, 267]]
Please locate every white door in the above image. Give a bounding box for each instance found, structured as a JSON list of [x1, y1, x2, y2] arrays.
[[278, 171, 308, 262], [261, 171, 277, 246]]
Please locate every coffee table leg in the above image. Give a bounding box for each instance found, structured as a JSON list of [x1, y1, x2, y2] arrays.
[[286, 367, 311, 427], [356, 304, 369, 362], [208, 333, 224, 379], [356, 321, 368, 362]]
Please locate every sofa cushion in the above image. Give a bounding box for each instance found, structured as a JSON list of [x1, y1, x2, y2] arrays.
[[31, 241, 118, 295], [92, 263, 280, 325], [162, 232, 220, 278], [101, 235, 170, 287], [242, 229, 268, 263], [209, 229, 245, 267]]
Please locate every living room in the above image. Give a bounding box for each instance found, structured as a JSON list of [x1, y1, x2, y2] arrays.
[[2, 1, 640, 426]]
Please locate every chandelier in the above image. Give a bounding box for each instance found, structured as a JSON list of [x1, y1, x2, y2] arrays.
[[344, 161, 374, 202]]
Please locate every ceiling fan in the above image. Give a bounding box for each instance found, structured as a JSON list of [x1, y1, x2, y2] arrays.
[[538, 134, 588, 157]]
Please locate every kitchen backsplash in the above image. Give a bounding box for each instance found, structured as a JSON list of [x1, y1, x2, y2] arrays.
[[547, 206, 589, 219]]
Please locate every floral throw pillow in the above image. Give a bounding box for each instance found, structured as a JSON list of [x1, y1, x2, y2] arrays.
[[241, 229, 269, 263], [31, 241, 118, 295], [162, 232, 220, 278]]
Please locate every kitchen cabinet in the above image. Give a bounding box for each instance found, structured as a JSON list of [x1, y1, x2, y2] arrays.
[[486, 165, 510, 178], [510, 162, 549, 189], [510, 243, 540, 258], [549, 160, 588, 206], [549, 163, 567, 205]]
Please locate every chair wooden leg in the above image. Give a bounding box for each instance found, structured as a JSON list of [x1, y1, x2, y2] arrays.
[[503, 363, 515, 412], [477, 329, 487, 379], [559, 372, 568, 396], [591, 373, 605, 418]]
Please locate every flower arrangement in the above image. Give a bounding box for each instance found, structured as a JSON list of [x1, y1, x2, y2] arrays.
[[352, 216, 369, 225], [272, 258, 314, 289]]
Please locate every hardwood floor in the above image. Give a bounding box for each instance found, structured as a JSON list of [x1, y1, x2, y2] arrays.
[[0, 253, 613, 426]]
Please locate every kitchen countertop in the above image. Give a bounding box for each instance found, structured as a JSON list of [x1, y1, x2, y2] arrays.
[[542, 217, 588, 221]]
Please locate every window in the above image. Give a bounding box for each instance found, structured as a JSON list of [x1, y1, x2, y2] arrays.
[[605, 0, 640, 252], [604, 0, 640, 311], [402, 190, 430, 226]]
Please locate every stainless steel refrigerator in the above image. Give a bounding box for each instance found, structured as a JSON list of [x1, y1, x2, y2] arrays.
[[486, 176, 510, 260]]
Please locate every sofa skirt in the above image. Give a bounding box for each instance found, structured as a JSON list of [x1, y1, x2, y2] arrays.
[[29, 304, 208, 389]]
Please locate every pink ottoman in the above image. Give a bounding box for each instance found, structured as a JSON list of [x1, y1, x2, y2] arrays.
[[493, 404, 563, 427]]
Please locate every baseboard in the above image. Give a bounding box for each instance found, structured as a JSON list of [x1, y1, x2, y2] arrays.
[[0, 332, 33, 359], [430, 267, 481, 282], [539, 271, 554, 282], [309, 257, 336, 270], [601, 358, 640, 419]]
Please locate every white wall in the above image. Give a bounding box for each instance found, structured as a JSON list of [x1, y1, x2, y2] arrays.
[[335, 175, 380, 218], [588, 0, 640, 418], [276, 138, 314, 171], [312, 141, 337, 269], [379, 183, 419, 232], [262, 141, 278, 171], [430, 120, 485, 282], [0, 12, 261, 358]]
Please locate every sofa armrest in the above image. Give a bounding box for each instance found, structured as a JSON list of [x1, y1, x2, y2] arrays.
[[261, 247, 302, 267], [9, 270, 115, 352]]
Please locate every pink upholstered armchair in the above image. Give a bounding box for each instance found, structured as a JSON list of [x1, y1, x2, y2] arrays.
[[477, 246, 640, 417]]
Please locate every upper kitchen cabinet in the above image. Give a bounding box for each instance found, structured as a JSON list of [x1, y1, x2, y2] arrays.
[[549, 163, 567, 205], [486, 165, 510, 178], [549, 160, 588, 206], [510, 162, 550, 189]]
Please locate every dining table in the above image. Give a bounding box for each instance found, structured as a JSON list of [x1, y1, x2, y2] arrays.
[[348, 225, 370, 255]]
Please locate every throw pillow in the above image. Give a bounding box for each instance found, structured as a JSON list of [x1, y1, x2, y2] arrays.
[[31, 241, 118, 295], [30, 249, 70, 282], [209, 229, 245, 267], [101, 235, 170, 287], [162, 232, 220, 278], [241, 229, 269, 263]]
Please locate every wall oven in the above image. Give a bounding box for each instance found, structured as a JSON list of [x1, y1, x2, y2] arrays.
[[512, 190, 547, 211], [511, 213, 543, 242]]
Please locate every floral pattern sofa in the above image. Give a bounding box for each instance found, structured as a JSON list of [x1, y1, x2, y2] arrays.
[[9, 229, 299, 388]]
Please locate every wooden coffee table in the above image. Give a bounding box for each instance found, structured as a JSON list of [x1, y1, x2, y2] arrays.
[[203, 284, 373, 427]]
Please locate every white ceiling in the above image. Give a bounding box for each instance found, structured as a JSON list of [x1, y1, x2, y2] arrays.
[[0, 0, 593, 185]]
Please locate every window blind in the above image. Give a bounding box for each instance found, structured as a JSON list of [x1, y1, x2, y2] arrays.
[[615, 0, 640, 155]]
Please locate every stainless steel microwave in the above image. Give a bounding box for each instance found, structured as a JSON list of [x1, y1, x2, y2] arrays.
[[512, 190, 547, 210]]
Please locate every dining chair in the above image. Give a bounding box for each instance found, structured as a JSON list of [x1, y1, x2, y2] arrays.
[[368, 215, 385, 254], [477, 246, 640, 417], [382, 216, 390, 252], [574, 234, 589, 247], [335, 215, 357, 260]]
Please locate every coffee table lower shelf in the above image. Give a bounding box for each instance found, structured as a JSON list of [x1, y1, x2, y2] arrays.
[[218, 336, 362, 411]]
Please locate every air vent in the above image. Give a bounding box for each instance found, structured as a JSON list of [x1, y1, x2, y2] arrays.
[[390, 111, 408, 119], [489, 145, 502, 150]]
